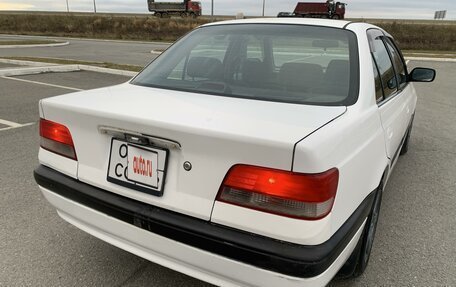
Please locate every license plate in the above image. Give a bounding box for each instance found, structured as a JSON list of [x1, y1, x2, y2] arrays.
[[107, 138, 168, 196]]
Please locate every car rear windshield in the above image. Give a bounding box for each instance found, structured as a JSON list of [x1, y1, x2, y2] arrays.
[[132, 24, 359, 106]]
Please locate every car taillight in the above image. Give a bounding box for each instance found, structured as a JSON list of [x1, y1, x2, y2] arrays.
[[216, 165, 339, 220], [39, 118, 77, 160]]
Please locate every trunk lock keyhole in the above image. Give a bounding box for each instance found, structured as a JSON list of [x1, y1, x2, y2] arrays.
[[183, 161, 192, 171]]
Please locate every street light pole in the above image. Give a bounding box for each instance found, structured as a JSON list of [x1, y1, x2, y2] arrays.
[[66, 0, 69, 12], [262, 0, 265, 17], [93, 0, 97, 13], [211, 0, 214, 20]]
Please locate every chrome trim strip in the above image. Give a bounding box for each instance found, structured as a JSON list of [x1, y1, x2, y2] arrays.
[[98, 126, 182, 149]]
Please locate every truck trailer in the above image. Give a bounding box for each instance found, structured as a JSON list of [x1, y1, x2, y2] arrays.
[[278, 1, 346, 19], [148, 0, 202, 18]]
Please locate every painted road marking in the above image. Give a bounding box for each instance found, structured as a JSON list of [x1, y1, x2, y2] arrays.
[[0, 118, 22, 128], [0, 120, 35, 132], [0, 76, 83, 91]]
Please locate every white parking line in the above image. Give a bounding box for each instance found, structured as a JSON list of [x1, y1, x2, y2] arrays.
[[0, 118, 22, 127], [0, 76, 83, 91], [0, 120, 35, 132]]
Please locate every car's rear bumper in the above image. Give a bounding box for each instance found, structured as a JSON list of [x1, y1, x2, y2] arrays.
[[34, 165, 374, 287]]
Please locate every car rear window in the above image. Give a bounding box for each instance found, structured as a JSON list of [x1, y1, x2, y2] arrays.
[[132, 24, 359, 106]]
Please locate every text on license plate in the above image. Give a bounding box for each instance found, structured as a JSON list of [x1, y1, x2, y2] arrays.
[[107, 139, 168, 196]]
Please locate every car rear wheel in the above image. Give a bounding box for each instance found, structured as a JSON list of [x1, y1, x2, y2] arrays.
[[337, 180, 383, 278]]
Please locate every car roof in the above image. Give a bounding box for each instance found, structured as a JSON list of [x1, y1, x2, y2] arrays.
[[202, 18, 351, 29], [201, 18, 391, 38]]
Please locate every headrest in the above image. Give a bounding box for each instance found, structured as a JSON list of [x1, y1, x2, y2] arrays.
[[187, 57, 223, 79]]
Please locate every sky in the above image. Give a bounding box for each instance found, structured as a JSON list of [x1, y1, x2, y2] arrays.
[[0, 0, 454, 20]]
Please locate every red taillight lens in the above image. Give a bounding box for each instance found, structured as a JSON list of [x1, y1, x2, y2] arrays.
[[216, 165, 339, 220], [39, 119, 77, 160]]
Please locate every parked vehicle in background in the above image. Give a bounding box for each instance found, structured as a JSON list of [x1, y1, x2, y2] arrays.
[[34, 18, 436, 287], [278, 1, 346, 19], [148, 0, 202, 18]]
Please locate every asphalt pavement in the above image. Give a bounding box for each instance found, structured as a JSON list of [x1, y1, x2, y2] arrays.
[[0, 71, 212, 287], [0, 61, 455, 287], [0, 34, 168, 66]]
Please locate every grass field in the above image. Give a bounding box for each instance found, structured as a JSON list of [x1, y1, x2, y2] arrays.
[[357, 19, 456, 51], [0, 13, 209, 42], [0, 13, 455, 51]]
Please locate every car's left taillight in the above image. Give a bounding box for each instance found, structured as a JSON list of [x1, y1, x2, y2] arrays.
[[40, 118, 77, 160]]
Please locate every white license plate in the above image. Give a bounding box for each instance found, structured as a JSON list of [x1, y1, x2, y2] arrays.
[[107, 139, 168, 196]]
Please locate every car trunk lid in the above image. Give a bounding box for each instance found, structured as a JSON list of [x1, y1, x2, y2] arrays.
[[40, 83, 346, 220]]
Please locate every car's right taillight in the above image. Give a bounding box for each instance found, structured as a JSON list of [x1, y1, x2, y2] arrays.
[[216, 165, 339, 220], [39, 118, 77, 160]]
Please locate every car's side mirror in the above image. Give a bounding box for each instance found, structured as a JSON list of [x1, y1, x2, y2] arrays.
[[409, 68, 436, 83], [387, 76, 397, 90]]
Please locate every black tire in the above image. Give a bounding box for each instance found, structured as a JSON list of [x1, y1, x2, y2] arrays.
[[190, 12, 197, 18], [332, 14, 340, 19], [400, 119, 414, 156], [337, 180, 383, 278]]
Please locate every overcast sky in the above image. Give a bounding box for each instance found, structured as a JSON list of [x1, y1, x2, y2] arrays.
[[0, 0, 454, 19]]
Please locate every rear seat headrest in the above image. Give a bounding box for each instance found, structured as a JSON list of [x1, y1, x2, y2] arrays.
[[325, 60, 349, 82], [243, 59, 266, 84], [187, 57, 223, 79], [279, 63, 324, 91]]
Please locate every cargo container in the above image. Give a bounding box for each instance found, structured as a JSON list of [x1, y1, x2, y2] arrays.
[[148, 0, 202, 18], [278, 1, 346, 19]]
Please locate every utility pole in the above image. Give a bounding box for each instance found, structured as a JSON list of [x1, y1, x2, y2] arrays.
[[93, 0, 97, 13], [262, 0, 265, 17], [66, 0, 69, 12], [211, 0, 214, 20]]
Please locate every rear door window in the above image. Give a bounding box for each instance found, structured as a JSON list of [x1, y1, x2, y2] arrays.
[[384, 37, 407, 90], [372, 58, 384, 103], [368, 30, 397, 99]]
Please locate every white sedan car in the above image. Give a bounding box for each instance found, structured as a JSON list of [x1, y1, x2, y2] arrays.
[[34, 18, 435, 287]]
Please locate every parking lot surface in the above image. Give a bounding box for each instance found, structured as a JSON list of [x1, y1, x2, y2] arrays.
[[0, 61, 455, 286], [0, 35, 166, 66]]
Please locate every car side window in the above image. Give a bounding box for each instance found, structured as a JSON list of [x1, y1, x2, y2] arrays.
[[384, 37, 407, 90], [167, 34, 230, 81], [190, 34, 230, 62], [367, 30, 397, 100], [246, 36, 264, 61]]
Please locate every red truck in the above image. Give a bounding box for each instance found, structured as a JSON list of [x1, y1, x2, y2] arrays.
[[148, 0, 202, 18], [278, 1, 346, 19]]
